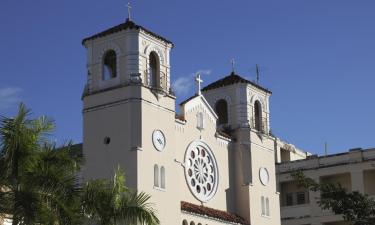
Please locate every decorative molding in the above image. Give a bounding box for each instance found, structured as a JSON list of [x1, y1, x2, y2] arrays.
[[183, 96, 218, 124], [144, 44, 165, 64], [249, 93, 265, 110]]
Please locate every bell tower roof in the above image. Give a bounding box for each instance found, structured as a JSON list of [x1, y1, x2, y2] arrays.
[[202, 72, 272, 94], [82, 19, 174, 46]]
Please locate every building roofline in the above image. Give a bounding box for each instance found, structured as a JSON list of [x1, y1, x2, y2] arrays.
[[82, 19, 174, 46]]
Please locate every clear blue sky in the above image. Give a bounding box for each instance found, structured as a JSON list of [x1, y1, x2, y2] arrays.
[[1, 0, 374, 155]]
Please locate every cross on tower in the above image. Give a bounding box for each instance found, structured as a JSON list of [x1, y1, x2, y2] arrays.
[[231, 58, 236, 73], [127, 2, 132, 21], [195, 73, 203, 96]]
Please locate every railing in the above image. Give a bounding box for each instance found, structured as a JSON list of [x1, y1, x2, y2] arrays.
[[250, 117, 269, 134]]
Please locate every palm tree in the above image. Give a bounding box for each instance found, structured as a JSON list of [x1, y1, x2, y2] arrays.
[[1, 104, 160, 225], [82, 167, 160, 225], [0, 103, 82, 225]]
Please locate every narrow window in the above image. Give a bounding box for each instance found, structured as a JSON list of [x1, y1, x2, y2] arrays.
[[261, 196, 265, 216], [160, 166, 166, 189], [215, 99, 228, 125], [266, 198, 270, 216], [197, 112, 204, 130], [103, 50, 117, 80], [254, 100, 262, 131], [154, 164, 159, 187], [297, 192, 306, 205], [149, 52, 159, 87]]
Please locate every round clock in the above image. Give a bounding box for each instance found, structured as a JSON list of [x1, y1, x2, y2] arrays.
[[259, 167, 269, 186], [184, 140, 219, 202], [152, 130, 166, 151]]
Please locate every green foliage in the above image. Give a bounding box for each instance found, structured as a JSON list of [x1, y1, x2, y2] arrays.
[[292, 170, 375, 225], [82, 167, 160, 225], [0, 103, 82, 225], [1, 103, 160, 225]]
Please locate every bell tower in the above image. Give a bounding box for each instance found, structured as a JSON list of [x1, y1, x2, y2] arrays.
[[81, 15, 176, 182], [202, 72, 280, 225], [82, 18, 173, 95]]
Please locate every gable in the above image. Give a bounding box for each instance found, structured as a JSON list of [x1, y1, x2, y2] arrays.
[[180, 95, 218, 124]]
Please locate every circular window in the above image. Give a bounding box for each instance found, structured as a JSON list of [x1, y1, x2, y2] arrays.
[[184, 141, 219, 202], [259, 167, 269, 186]]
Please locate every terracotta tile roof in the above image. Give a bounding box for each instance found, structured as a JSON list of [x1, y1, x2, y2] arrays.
[[181, 201, 249, 225], [82, 19, 173, 46], [202, 72, 271, 94]]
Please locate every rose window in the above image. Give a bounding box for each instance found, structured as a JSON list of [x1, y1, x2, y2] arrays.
[[184, 141, 218, 202]]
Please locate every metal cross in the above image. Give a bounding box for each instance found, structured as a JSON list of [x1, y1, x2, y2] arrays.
[[195, 73, 203, 95], [127, 2, 132, 21], [231, 58, 235, 73]]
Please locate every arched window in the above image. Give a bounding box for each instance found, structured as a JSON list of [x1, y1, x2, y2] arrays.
[[160, 166, 165, 189], [254, 100, 262, 131], [154, 164, 159, 187], [103, 50, 117, 80], [266, 197, 270, 216], [215, 99, 228, 125], [149, 52, 159, 87], [261, 196, 265, 216], [190, 222, 195, 225], [182, 220, 188, 225]]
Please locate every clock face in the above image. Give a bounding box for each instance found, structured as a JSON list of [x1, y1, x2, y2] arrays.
[[184, 141, 219, 202], [259, 167, 269, 186], [152, 130, 166, 151]]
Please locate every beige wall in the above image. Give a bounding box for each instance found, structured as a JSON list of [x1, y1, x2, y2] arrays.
[[277, 148, 375, 225]]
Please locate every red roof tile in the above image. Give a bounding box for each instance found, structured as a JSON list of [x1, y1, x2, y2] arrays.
[[181, 201, 249, 225], [202, 72, 271, 94]]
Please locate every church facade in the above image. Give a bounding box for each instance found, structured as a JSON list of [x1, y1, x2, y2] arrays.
[[80, 17, 374, 225], [80, 17, 306, 225]]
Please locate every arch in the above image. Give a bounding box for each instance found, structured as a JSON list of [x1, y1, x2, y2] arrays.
[[149, 51, 160, 87], [102, 50, 117, 80], [144, 45, 165, 65], [190, 222, 195, 225], [215, 99, 228, 125], [182, 220, 188, 225], [154, 164, 159, 187], [254, 100, 262, 131], [160, 166, 165, 189]]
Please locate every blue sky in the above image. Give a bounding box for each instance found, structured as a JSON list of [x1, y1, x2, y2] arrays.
[[1, 0, 374, 155]]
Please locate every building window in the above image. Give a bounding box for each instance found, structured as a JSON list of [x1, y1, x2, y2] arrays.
[[154, 164, 159, 187], [160, 166, 166, 189], [297, 192, 307, 205], [190, 222, 195, 225], [215, 99, 228, 125], [254, 100, 262, 131], [197, 112, 204, 130], [261, 196, 265, 216], [265, 198, 270, 216], [103, 50, 117, 80], [149, 52, 159, 88], [182, 220, 188, 225], [286, 193, 293, 206]]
